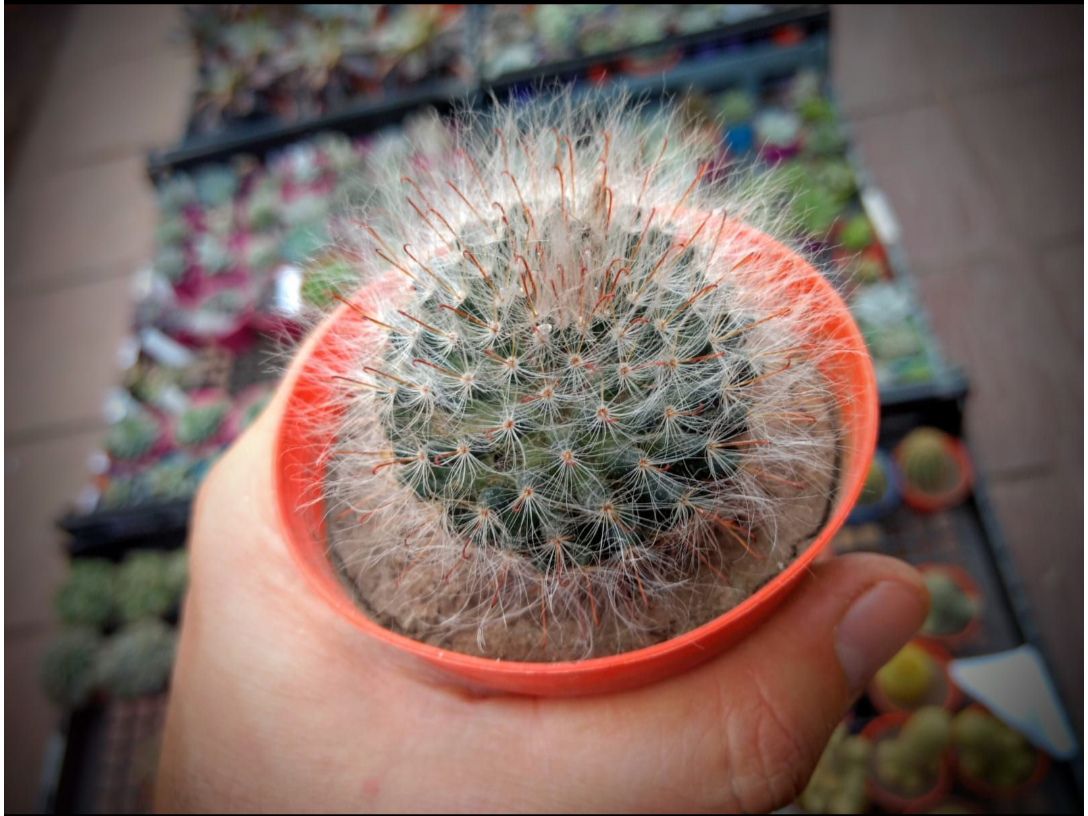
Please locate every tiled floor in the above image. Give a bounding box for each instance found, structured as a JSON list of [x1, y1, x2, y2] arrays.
[[3, 5, 1082, 812]]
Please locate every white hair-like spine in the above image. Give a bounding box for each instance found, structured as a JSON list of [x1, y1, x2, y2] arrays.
[[307, 91, 843, 660]]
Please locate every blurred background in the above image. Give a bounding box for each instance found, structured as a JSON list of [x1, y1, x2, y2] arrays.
[[5, 5, 1082, 813]]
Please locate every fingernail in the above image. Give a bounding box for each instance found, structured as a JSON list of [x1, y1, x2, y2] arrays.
[[836, 581, 927, 695]]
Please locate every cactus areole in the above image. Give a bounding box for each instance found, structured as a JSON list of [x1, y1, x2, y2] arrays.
[[274, 95, 879, 693]]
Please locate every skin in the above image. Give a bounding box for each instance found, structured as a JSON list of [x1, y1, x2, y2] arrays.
[[157, 335, 928, 814]]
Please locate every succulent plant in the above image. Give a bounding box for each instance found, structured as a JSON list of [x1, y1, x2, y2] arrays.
[[897, 428, 961, 495], [246, 233, 281, 273], [301, 256, 356, 308], [798, 724, 871, 814], [875, 643, 936, 707], [115, 550, 184, 623], [923, 569, 977, 637], [54, 560, 115, 629], [145, 458, 199, 502], [857, 455, 888, 506], [280, 221, 330, 265], [40, 628, 103, 708], [194, 165, 239, 208], [839, 214, 874, 252], [156, 174, 198, 215], [951, 708, 1037, 789], [321, 96, 841, 657], [97, 619, 177, 699], [155, 214, 190, 248], [875, 707, 951, 795], [100, 474, 138, 510], [174, 399, 229, 448], [105, 412, 161, 462], [195, 232, 234, 275], [849, 256, 884, 285], [755, 108, 801, 150], [246, 179, 281, 232]]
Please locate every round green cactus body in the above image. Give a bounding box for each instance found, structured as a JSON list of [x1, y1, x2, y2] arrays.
[[875, 706, 951, 794], [898, 428, 961, 495], [858, 456, 888, 505], [302, 257, 357, 308], [923, 570, 977, 637], [951, 708, 1037, 789], [97, 619, 177, 699], [194, 164, 239, 208], [55, 559, 116, 629], [378, 226, 754, 574], [799, 724, 871, 814], [839, 213, 874, 252], [41, 628, 103, 708]]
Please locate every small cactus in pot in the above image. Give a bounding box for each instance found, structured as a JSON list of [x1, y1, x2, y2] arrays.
[[895, 428, 972, 511], [173, 391, 230, 450], [869, 641, 961, 713], [870, 707, 953, 800], [104, 410, 163, 464], [115, 550, 187, 623], [951, 707, 1046, 796], [920, 565, 980, 642], [299, 93, 864, 666], [798, 723, 871, 814]]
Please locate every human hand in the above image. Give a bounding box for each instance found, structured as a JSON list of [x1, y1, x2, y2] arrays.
[[156, 338, 927, 814]]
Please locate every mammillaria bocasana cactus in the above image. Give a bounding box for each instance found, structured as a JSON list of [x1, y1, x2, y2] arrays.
[[317, 94, 843, 660], [875, 707, 951, 795], [40, 628, 103, 708], [896, 428, 961, 495], [97, 619, 178, 699]]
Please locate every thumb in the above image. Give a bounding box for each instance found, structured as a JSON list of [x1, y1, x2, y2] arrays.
[[551, 553, 928, 813], [689, 552, 930, 812]]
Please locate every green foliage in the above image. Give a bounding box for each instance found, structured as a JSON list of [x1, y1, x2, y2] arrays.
[[799, 724, 871, 814], [302, 257, 356, 308], [923, 570, 977, 637], [718, 89, 756, 125], [115, 550, 186, 623], [97, 620, 177, 699], [857, 456, 888, 506], [839, 214, 874, 252], [875, 707, 951, 794], [105, 413, 161, 462], [951, 708, 1037, 789], [55, 559, 115, 629], [174, 400, 229, 447], [40, 628, 103, 708]]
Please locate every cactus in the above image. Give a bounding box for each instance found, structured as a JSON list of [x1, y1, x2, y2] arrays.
[[156, 174, 198, 215], [105, 412, 160, 462], [302, 256, 357, 308], [155, 213, 189, 248], [280, 221, 330, 265], [839, 214, 874, 252], [923, 569, 977, 637], [319, 95, 842, 658], [875, 642, 935, 706], [246, 233, 280, 273], [55, 560, 115, 629], [875, 707, 951, 795], [174, 399, 229, 448], [857, 455, 888, 506], [40, 628, 103, 708], [755, 108, 802, 150], [898, 428, 961, 495], [155, 244, 188, 282], [146, 457, 200, 501], [951, 708, 1037, 789], [246, 179, 281, 233], [798, 724, 871, 814], [115, 550, 184, 623], [97, 619, 177, 699]]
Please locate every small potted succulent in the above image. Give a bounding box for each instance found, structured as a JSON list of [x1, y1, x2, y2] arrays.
[[754, 107, 803, 163], [868, 640, 962, 714], [797, 723, 871, 814], [863, 707, 954, 813], [950, 705, 1049, 800], [40, 628, 104, 709], [917, 564, 981, 649], [894, 428, 973, 512], [273, 96, 878, 695], [847, 448, 900, 524]]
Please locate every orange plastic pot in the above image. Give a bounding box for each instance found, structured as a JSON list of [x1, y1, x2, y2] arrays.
[[862, 712, 954, 814], [867, 639, 964, 715], [952, 704, 1051, 801], [916, 563, 982, 651], [272, 220, 878, 696], [894, 434, 973, 513]]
